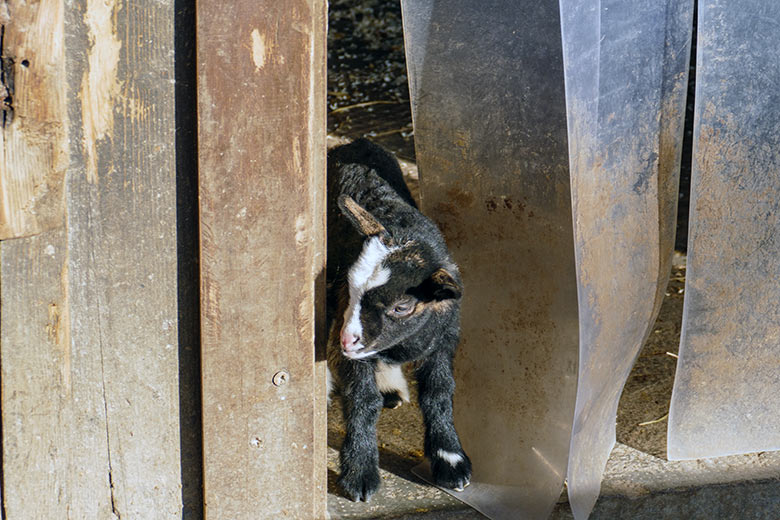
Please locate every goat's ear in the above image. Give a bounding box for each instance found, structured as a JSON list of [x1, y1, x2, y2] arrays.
[[420, 267, 462, 301], [338, 195, 387, 237]]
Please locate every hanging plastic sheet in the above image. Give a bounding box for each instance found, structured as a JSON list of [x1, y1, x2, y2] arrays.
[[401, 1, 579, 518], [558, 0, 693, 517], [402, 0, 692, 518], [668, 0, 780, 460]]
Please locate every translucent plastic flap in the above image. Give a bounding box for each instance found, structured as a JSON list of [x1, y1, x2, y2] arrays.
[[668, 0, 780, 461], [558, 0, 693, 517], [402, 1, 578, 518], [403, 0, 692, 518]]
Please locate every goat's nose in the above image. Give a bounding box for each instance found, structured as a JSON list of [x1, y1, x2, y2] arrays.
[[340, 331, 360, 350]]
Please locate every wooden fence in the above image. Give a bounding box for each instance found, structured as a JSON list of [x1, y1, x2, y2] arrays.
[[0, 0, 327, 518]]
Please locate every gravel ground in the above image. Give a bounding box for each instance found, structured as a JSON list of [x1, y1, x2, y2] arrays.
[[327, 0, 416, 162]]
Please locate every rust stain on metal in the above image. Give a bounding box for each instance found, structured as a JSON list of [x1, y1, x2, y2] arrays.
[[81, 0, 121, 183]]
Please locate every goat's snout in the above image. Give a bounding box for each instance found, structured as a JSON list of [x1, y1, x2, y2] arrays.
[[340, 330, 361, 351]]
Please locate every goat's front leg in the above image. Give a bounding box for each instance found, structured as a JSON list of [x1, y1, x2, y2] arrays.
[[416, 349, 472, 491], [338, 359, 383, 501]]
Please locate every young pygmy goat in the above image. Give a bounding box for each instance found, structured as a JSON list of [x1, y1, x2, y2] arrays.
[[327, 139, 471, 502]]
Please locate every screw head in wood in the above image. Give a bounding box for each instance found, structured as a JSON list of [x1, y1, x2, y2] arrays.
[[272, 370, 289, 386]]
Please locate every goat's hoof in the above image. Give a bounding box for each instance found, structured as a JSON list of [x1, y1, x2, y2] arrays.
[[453, 481, 470, 492], [382, 391, 404, 409], [431, 450, 472, 492], [338, 466, 381, 502]]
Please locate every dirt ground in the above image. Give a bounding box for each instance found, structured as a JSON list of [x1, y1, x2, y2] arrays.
[[327, 0, 692, 514]]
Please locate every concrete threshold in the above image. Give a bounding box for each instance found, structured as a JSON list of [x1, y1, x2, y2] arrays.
[[328, 439, 780, 519]]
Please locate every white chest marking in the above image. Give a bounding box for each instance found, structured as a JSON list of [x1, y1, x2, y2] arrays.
[[375, 361, 410, 402]]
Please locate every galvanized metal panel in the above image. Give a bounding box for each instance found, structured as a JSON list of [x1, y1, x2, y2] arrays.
[[402, 1, 579, 517], [559, 0, 693, 517], [197, 1, 327, 518], [668, 0, 780, 460]]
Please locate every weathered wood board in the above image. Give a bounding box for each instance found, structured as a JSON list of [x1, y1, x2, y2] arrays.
[[197, 1, 327, 518], [1, 0, 183, 517], [0, 0, 68, 239], [0, 230, 115, 518]]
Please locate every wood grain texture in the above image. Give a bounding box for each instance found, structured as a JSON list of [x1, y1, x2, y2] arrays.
[[0, 0, 68, 239], [197, 1, 327, 518], [66, 0, 182, 516], [1, 230, 117, 518], [1, 0, 183, 517]]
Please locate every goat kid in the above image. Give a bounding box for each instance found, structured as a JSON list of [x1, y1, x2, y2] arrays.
[[327, 139, 471, 502]]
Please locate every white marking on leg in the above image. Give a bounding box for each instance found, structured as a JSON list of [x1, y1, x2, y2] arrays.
[[342, 236, 396, 345], [375, 361, 410, 402], [437, 449, 464, 466]]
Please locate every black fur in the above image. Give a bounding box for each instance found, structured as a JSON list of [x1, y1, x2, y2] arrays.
[[327, 139, 471, 502]]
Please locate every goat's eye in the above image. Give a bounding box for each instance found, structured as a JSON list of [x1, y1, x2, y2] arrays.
[[389, 298, 416, 317]]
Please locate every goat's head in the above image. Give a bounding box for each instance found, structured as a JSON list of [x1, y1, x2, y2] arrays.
[[337, 195, 462, 360]]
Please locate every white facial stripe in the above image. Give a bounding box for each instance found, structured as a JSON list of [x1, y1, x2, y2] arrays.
[[436, 449, 464, 466], [343, 236, 396, 341], [344, 300, 362, 336], [375, 361, 410, 402], [348, 236, 393, 293]]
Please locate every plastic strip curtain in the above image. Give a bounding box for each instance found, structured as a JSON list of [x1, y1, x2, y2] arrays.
[[402, 1, 578, 518], [667, 0, 780, 460], [558, 0, 692, 516], [402, 0, 692, 518]]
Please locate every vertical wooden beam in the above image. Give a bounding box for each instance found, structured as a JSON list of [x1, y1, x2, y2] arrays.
[[1, 0, 183, 517], [66, 0, 182, 515], [197, 1, 327, 518]]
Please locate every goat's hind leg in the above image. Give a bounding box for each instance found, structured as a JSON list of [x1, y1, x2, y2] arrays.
[[338, 360, 384, 501]]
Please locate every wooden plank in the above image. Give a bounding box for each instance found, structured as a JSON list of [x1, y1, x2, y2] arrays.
[[1, 230, 117, 518], [0, 0, 68, 239], [1, 0, 183, 517], [0, 0, 112, 515], [197, 1, 327, 518], [66, 0, 182, 515]]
